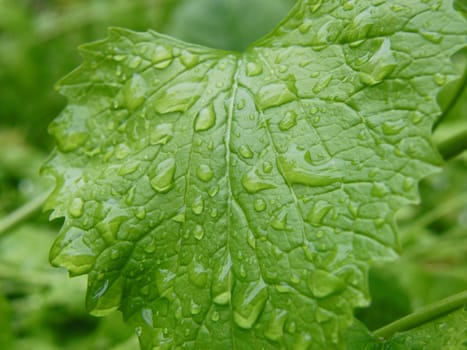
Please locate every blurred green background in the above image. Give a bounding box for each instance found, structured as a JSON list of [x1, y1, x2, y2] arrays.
[[0, 0, 465, 349]]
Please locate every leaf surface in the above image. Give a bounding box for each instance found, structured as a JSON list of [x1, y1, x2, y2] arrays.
[[43, 0, 466, 348]]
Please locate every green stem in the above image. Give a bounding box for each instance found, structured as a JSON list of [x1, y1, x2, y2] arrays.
[[437, 127, 467, 160], [373, 290, 467, 339], [0, 192, 49, 238]]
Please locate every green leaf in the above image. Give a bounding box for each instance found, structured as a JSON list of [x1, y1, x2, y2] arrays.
[[43, 0, 467, 348]]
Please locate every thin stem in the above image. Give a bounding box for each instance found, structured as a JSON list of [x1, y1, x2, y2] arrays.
[[373, 290, 467, 339], [437, 127, 467, 160], [0, 192, 49, 238]]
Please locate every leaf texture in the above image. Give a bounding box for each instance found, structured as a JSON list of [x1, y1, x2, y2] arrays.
[[43, 0, 467, 348]]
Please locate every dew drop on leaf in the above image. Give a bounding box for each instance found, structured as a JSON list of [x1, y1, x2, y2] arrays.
[[242, 169, 276, 194], [254, 198, 267, 212], [239, 145, 254, 159], [69, 197, 84, 218], [257, 83, 296, 110], [192, 196, 204, 215], [264, 309, 288, 341], [150, 123, 174, 145], [233, 282, 268, 329], [211, 311, 220, 322], [123, 73, 146, 110], [246, 61, 263, 76], [150, 158, 176, 193], [180, 50, 198, 68], [195, 105, 216, 131], [307, 269, 345, 298], [196, 164, 214, 182], [279, 111, 298, 131], [193, 225, 205, 240]]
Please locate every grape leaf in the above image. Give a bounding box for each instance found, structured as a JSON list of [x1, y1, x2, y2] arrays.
[[43, 0, 467, 348]]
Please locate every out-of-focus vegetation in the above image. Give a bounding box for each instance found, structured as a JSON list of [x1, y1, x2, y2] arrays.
[[0, 0, 465, 349]]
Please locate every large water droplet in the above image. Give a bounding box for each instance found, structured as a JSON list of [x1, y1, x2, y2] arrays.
[[192, 196, 204, 215], [419, 30, 443, 44], [307, 269, 345, 298], [306, 200, 332, 226], [150, 158, 176, 193], [233, 281, 268, 329], [212, 261, 232, 305], [279, 111, 298, 131], [264, 309, 287, 341], [382, 120, 404, 135], [155, 82, 203, 114], [254, 198, 267, 212], [124, 74, 147, 110], [239, 145, 254, 159], [119, 161, 140, 176], [190, 300, 201, 315], [172, 206, 186, 223], [433, 73, 446, 86], [180, 50, 198, 68], [195, 105, 216, 131], [193, 225, 205, 240], [152, 45, 172, 67], [196, 164, 214, 182], [358, 38, 396, 86], [257, 83, 296, 110], [188, 260, 208, 287], [242, 169, 276, 194], [271, 211, 288, 230], [277, 156, 339, 187], [246, 61, 263, 76], [150, 123, 173, 145], [69, 197, 84, 218]]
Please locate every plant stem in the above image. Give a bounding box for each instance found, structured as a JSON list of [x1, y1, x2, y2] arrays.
[[0, 192, 49, 238], [373, 290, 467, 339], [437, 128, 467, 160]]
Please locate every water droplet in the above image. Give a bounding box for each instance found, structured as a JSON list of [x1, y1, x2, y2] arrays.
[[142, 308, 153, 327], [371, 182, 388, 197], [135, 207, 146, 219], [192, 196, 204, 215], [212, 263, 231, 305], [309, 0, 322, 12], [208, 185, 219, 197], [93, 279, 109, 299], [277, 156, 339, 187], [196, 164, 214, 182], [312, 75, 332, 94], [180, 50, 198, 68], [190, 300, 201, 315], [115, 143, 131, 160], [271, 211, 288, 230], [278, 65, 288, 73], [254, 198, 267, 212], [233, 282, 268, 329], [343, 1, 354, 10], [150, 158, 176, 193], [129, 56, 142, 69], [257, 83, 296, 110], [188, 260, 207, 287], [382, 120, 404, 135], [290, 274, 301, 284], [145, 239, 156, 253], [264, 309, 288, 341], [237, 99, 246, 110], [110, 249, 120, 260], [135, 327, 142, 337], [307, 269, 344, 298], [69, 197, 84, 217], [242, 169, 276, 194], [113, 54, 126, 62], [124, 73, 146, 110], [262, 161, 273, 173], [358, 38, 396, 86], [279, 111, 298, 131], [239, 145, 254, 159], [239, 264, 247, 278], [211, 311, 220, 322], [152, 45, 172, 67], [306, 200, 332, 226], [210, 208, 218, 218], [172, 206, 186, 223], [419, 30, 443, 44], [246, 61, 263, 76], [403, 177, 415, 191], [298, 21, 312, 34], [193, 225, 205, 240], [433, 73, 446, 86], [195, 105, 216, 131], [247, 231, 256, 249], [155, 82, 203, 114], [150, 123, 173, 145], [293, 332, 313, 350], [119, 161, 140, 176]]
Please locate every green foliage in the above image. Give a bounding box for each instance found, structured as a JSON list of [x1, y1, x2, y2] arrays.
[[0, 0, 466, 349], [40, 0, 467, 349]]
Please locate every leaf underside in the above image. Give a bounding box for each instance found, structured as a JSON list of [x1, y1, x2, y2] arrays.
[[43, 0, 466, 349]]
